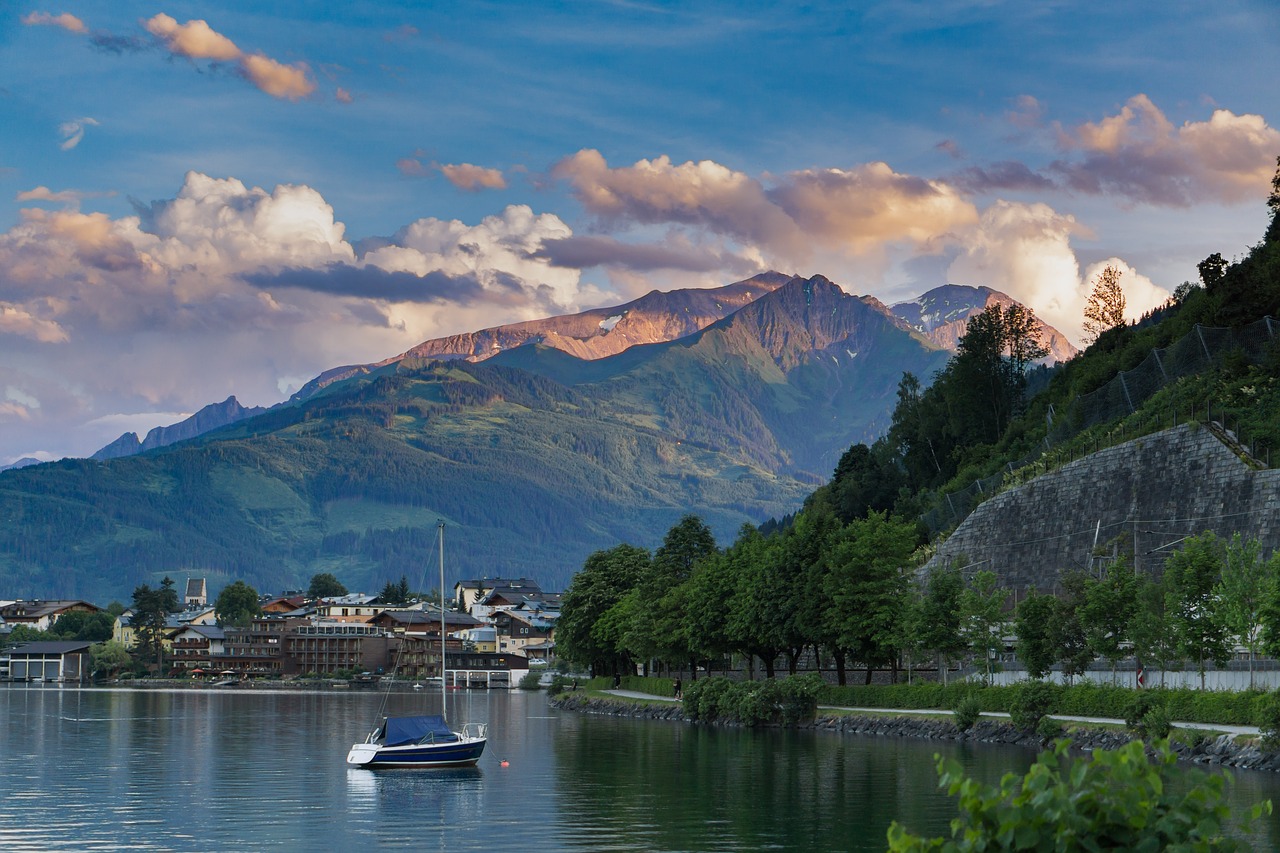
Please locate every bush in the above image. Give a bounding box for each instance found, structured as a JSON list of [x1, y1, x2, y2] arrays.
[[1124, 690, 1163, 731], [887, 739, 1272, 851], [518, 670, 543, 690], [1256, 690, 1280, 750], [682, 675, 821, 726], [548, 674, 572, 695], [1009, 680, 1060, 731], [1140, 705, 1172, 741], [953, 695, 982, 731], [1036, 716, 1063, 741]]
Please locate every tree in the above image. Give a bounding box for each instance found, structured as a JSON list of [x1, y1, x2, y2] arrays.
[[1164, 532, 1230, 689], [557, 543, 650, 676], [1079, 558, 1139, 682], [1014, 592, 1061, 679], [1130, 576, 1179, 687], [1055, 571, 1096, 683], [1199, 252, 1228, 293], [1214, 534, 1267, 688], [959, 569, 1008, 684], [50, 610, 115, 642], [214, 581, 262, 627], [825, 512, 915, 684], [308, 572, 348, 599], [1268, 154, 1280, 242], [130, 577, 180, 671], [1083, 264, 1126, 343], [916, 561, 966, 684], [90, 640, 133, 678], [726, 528, 788, 678], [378, 576, 412, 606]]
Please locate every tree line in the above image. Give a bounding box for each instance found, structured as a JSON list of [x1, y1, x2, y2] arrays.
[[557, 507, 1280, 689]]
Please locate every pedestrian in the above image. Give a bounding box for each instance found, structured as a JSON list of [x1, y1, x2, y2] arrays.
[[613, 673, 621, 689], [673, 678, 682, 699]]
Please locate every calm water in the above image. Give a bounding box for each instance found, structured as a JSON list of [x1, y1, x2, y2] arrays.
[[3, 686, 1279, 852]]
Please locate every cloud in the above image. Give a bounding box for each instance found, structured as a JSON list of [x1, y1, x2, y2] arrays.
[[21, 11, 87, 33], [335, 87, 353, 104], [244, 265, 494, 304], [949, 161, 1058, 195], [945, 201, 1168, 346], [0, 303, 68, 343], [438, 163, 508, 191], [397, 157, 431, 177], [238, 53, 316, 101], [141, 13, 317, 100], [59, 117, 98, 150], [143, 13, 240, 60], [553, 150, 977, 264], [533, 234, 759, 274], [17, 186, 81, 204], [1051, 95, 1280, 206], [1006, 94, 1044, 130]]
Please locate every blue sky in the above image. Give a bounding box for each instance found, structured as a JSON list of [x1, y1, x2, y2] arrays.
[[2, 1, 1278, 463]]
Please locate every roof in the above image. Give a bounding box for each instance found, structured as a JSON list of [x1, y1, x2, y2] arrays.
[[372, 609, 481, 628], [6, 641, 94, 655], [185, 578, 207, 598], [319, 593, 378, 606], [0, 600, 101, 621], [456, 577, 543, 593], [174, 625, 226, 640]]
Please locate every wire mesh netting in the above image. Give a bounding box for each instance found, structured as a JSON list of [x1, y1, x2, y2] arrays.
[[921, 317, 1277, 533]]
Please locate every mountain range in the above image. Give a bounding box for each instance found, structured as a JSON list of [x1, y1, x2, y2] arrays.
[[2, 274, 1072, 602]]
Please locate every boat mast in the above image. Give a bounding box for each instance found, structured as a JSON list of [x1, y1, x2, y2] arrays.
[[438, 519, 447, 724]]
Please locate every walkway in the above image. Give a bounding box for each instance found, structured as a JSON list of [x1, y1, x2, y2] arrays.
[[599, 691, 1260, 736]]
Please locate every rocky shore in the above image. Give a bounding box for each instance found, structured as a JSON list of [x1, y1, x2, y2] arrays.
[[551, 692, 1280, 773]]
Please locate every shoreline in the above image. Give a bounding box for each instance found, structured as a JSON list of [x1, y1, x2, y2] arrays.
[[551, 692, 1280, 774]]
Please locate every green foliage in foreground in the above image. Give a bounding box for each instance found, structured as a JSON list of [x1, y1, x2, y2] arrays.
[[682, 674, 823, 726], [888, 739, 1271, 852]]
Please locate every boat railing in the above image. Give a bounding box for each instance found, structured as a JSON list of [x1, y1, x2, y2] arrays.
[[459, 722, 488, 741]]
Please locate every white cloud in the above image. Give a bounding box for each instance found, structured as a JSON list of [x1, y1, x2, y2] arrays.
[[59, 117, 98, 150]]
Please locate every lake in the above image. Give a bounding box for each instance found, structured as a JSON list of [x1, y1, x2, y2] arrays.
[[3, 686, 1279, 851]]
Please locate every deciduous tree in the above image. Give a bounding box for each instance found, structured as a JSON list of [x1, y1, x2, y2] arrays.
[[215, 581, 262, 628], [1164, 532, 1230, 689], [1083, 264, 1126, 343]]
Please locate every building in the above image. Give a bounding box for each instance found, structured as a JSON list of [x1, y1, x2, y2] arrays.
[[313, 594, 381, 622], [454, 577, 543, 614], [217, 617, 306, 676], [4, 641, 94, 682], [491, 607, 557, 656], [286, 622, 393, 675], [0, 600, 102, 632], [169, 625, 226, 673], [184, 578, 208, 608]]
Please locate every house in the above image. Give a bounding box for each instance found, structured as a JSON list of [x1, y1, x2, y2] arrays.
[[113, 611, 137, 648], [262, 595, 306, 615], [184, 577, 208, 608], [5, 641, 94, 682], [368, 608, 482, 638], [0, 600, 102, 632], [313, 593, 382, 622], [454, 577, 543, 614], [169, 625, 226, 673], [492, 607, 557, 656]]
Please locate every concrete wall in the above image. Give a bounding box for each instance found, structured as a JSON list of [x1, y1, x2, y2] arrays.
[[924, 423, 1280, 590]]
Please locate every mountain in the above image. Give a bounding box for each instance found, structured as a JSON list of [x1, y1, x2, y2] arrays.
[[0, 457, 41, 473], [0, 274, 950, 603], [291, 272, 793, 399], [92, 396, 269, 460], [891, 284, 1077, 364]]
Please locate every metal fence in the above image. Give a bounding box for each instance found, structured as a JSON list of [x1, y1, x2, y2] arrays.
[[920, 317, 1278, 533]]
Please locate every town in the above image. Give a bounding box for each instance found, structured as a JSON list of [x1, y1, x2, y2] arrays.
[[0, 575, 560, 687]]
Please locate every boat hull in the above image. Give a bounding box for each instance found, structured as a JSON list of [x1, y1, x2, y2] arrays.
[[347, 736, 487, 768]]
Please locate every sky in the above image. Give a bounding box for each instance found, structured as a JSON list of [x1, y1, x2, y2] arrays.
[[2, 1, 1279, 465]]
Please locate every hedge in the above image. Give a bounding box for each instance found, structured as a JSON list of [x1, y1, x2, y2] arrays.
[[818, 682, 1272, 727]]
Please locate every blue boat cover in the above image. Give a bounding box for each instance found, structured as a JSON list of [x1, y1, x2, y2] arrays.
[[383, 715, 458, 746]]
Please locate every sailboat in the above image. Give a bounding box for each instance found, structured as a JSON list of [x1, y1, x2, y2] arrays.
[[346, 522, 488, 768]]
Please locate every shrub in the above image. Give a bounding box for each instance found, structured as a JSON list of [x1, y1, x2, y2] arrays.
[[1140, 705, 1173, 741], [547, 674, 572, 695], [518, 670, 543, 690], [887, 740, 1272, 851], [1009, 680, 1060, 731], [682, 675, 821, 726], [1256, 690, 1280, 750], [1036, 716, 1063, 741], [1124, 690, 1163, 731], [953, 695, 982, 732]]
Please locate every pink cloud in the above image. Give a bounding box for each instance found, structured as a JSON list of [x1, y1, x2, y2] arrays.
[[438, 163, 507, 191], [21, 11, 87, 34], [240, 53, 315, 100], [143, 13, 241, 61]]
